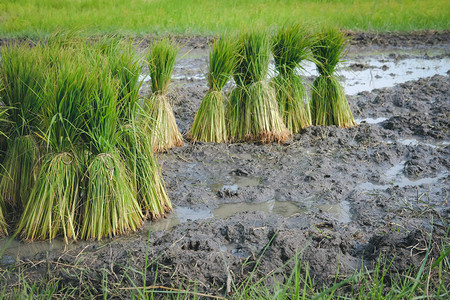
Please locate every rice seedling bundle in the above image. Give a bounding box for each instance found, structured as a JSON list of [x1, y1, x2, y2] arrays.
[[145, 39, 183, 152], [188, 36, 236, 143], [272, 24, 312, 133], [120, 122, 172, 219], [310, 28, 356, 127], [226, 31, 290, 143], [0, 43, 47, 208], [17, 49, 90, 241], [0, 34, 173, 241], [98, 37, 173, 221], [79, 65, 143, 240]]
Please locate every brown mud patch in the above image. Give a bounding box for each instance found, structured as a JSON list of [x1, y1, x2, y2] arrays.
[[1, 32, 449, 297]]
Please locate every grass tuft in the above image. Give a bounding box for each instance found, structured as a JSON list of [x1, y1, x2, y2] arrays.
[[188, 36, 237, 143], [310, 28, 356, 128]]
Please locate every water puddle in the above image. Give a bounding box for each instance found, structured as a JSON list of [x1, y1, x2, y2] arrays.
[[360, 160, 449, 191], [214, 200, 302, 219], [355, 117, 387, 124], [398, 138, 450, 149], [152, 197, 351, 232], [0, 238, 88, 263], [341, 56, 450, 95], [385, 138, 450, 149]]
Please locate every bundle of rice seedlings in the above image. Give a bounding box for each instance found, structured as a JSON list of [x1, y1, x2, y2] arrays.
[[18, 152, 80, 241], [0, 43, 46, 208], [226, 31, 290, 143], [17, 51, 89, 241], [81, 150, 142, 240], [80, 66, 143, 240], [272, 24, 312, 133], [145, 39, 183, 152], [101, 37, 172, 220], [1, 35, 173, 241], [120, 121, 172, 219], [187, 36, 236, 143], [310, 28, 356, 127]]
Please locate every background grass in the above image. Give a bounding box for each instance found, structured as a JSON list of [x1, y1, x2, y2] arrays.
[[1, 0, 449, 38]]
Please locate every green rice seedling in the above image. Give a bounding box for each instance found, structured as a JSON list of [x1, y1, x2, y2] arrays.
[[0, 43, 47, 208], [80, 65, 143, 240], [310, 28, 356, 127], [272, 24, 313, 133], [95, 37, 145, 122], [226, 31, 290, 143], [17, 49, 91, 242], [145, 38, 183, 152], [120, 121, 172, 219], [187, 35, 237, 143]]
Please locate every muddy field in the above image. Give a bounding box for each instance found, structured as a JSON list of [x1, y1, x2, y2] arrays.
[[1, 32, 449, 296]]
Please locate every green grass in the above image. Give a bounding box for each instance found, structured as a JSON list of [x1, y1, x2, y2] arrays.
[[0, 0, 449, 38]]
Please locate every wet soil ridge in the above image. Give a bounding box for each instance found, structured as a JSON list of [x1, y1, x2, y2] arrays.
[[1, 33, 449, 296]]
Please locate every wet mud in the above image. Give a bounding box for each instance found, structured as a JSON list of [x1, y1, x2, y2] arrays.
[[1, 32, 449, 296]]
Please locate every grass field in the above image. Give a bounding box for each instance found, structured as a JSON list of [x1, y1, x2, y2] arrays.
[[1, 0, 449, 38]]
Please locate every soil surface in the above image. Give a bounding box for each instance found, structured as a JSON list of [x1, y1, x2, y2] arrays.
[[1, 31, 449, 297]]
